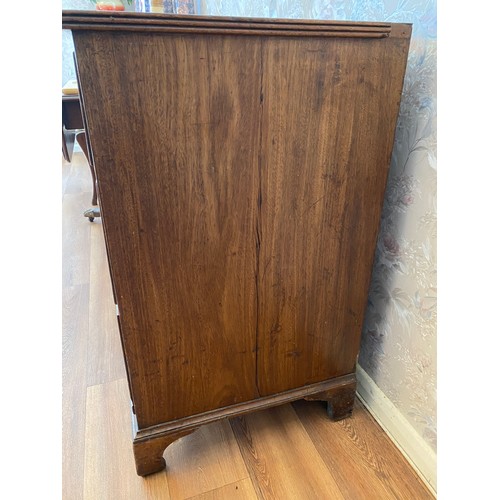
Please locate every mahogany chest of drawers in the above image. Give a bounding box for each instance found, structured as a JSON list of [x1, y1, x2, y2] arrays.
[[63, 10, 411, 476]]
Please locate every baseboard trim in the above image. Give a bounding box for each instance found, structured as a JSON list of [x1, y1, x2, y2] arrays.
[[356, 364, 437, 496]]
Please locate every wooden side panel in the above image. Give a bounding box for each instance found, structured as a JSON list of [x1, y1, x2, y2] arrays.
[[73, 31, 261, 427], [257, 36, 410, 394]]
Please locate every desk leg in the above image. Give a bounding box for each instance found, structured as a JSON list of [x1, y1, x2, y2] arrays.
[[62, 128, 75, 163], [76, 131, 98, 206]]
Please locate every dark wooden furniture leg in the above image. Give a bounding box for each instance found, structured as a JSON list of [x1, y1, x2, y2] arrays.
[[133, 429, 197, 476], [304, 379, 356, 421], [62, 128, 75, 162], [76, 131, 98, 206]]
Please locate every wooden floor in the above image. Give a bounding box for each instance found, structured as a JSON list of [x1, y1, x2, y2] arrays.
[[62, 153, 433, 500]]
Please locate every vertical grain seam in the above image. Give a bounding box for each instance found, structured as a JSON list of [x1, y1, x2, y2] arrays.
[[255, 39, 264, 397], [254, 38, 264, 398]]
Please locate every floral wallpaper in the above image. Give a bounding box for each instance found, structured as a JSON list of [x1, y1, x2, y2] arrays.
[[360, 28, 437, 452], [62, 1, 91, 86], [62, 0, 437, 453]]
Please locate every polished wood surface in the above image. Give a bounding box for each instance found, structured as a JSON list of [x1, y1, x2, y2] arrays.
[[62, 10, 410, 39], [257, 35, 409, 395], [64, 10, 411, 476], [130, 374, 356, 475], [73, 31, 262, 427], [132, 374, 356, 442], [62, 154, 433, 499]]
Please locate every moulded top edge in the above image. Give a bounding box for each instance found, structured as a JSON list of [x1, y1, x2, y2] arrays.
[[62, 10, 412, 38]]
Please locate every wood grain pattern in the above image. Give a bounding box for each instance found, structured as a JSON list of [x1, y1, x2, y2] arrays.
[[134, 374, 355, 440], [66, 12, 412, 475], [130, 374, 355, 474], [164, 421, 250, 499], [73, 31, 262, 427], [257, 35, 411, 395], [185, 478, 258, 500], [84, 378, 171, 499], [133, 428, 199, 477], [293, 399, 433, 499], [231, 405, 344, 499]]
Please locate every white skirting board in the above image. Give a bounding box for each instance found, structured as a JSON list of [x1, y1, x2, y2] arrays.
[[356, 364, 437, 496]]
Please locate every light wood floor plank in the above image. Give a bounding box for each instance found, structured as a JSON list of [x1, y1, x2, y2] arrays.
[[62, 192, 91, 288], [231, 404, 345, 499], [63, 152, 91, 196], [87, 220, 127, 386], [62, 284, 89, 500], [62, 157, 70, 198], [62, 152, 92, 288], [84, 378, 171, 500], [186, 478, 258, 500], [62, 152, 93, 499], [165, 420, 250, 500], [293, 399, 433, 500]]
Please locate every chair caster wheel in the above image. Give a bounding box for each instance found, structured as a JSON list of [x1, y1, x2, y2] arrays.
[[84, 207, 101, 222]]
